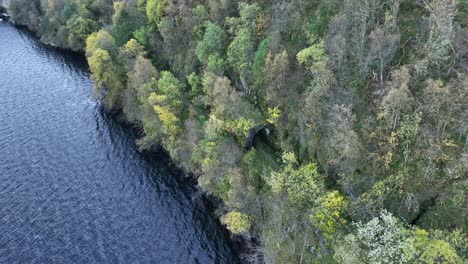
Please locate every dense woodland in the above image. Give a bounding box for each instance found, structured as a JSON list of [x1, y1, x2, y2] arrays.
[[6, 0, 468, 263]]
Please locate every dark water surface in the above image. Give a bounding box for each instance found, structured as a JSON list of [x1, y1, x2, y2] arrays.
[[0, 22, 237, 263]]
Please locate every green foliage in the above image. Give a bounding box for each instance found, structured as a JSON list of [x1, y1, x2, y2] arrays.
[[237, 2, 260, 27], [334, 210, 413, 263], [125, 55, 159, 133], [241, 149, 264, 189], [297, 40, 327, 69], [408, 230, 463, 264], [228, 117, 255, 141], [334, 211, 465, 264], [252, 37, 270, 81], [146, 0, 168, 28], [226, 2, 260, 80], [195, 22, 227, 65], [192, 5, 208, 39], [206, 54, 226, 75], [132, 26, 152, 49], [297, 39, 333, 94], [148, 71, 185, 150], [227, 28, 255, 78], [156, 71, 184, 99], [286, 163, 323, 208], [187, 72, 201, 95], [87, 48, 111, 92], [119, 38, 146, 70], [111, 2, 145, 46], [269, 152, 324, 208], [311, 191, 348, 239], [86, 29, 118, 57], [86, 29, 123, 108], [263, 50, 292, 108], [66, 16, 99, 51], [87, 48, 123, 108], [307, 1, 339, 38]]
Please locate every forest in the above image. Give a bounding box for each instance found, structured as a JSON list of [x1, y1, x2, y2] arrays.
[[6, 0, 467, 263]]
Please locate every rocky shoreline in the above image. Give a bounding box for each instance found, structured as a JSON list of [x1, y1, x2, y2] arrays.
[[113, 110, 262, 263]]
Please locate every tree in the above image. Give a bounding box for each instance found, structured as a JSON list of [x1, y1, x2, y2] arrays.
[[422, 77, 467, 140], [297, 40, 328, 69], [66, 16, 99, 51], [148, 71, 184, 150], [334, 211, 464, 264], [8, 0, 42, 31], [87, 48, 111, 93], [207, 0, 235, 24], [311, 191, 348, 239], [227, 27, 256, 88], [379, 66, 413, 130], [197, 134, 241, 199], [367, 26, 400, 88], [221, 211, 251, 234], [416, 0, 457, 75], [252, 37, 270, 82], [326, 0, 399, 82], [334, 210, 412, 264], [408, 230, 463, 264], [157, 2, 199, 77], [322, 104, 362, 179], [86, 29, 118, 58], [119, 38, 146, 71], [269, 152, 324, 208], [124, 55, 158, 125], [87, 48, 124, 108], [146, 0, 168, 28], [86, 30, 123, 109], [226, 2, 260, 92], [195, 22, 227, 65], [202, 72, 261, 124], [111, 2, 145, 46], [365, 0, 401, 87], [341, 0, 378, 76], [264, 51, 293, 108], [296, 39, 333, 157], [132, 25, 153, 50], [89, 0, 114, 24]]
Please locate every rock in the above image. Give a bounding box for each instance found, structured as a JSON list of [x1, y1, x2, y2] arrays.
[[0, 13, 9, 21]]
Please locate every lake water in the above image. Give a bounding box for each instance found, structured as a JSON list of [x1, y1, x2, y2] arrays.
[[0, 22, 237, 264]]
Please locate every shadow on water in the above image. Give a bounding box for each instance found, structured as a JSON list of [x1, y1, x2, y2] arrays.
[[13, 24, 90, 73]]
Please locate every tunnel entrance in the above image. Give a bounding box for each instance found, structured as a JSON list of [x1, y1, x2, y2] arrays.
[[245, 125, 272, 151]]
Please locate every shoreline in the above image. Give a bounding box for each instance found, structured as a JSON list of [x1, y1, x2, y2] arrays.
[[111, 109, 260, 263], [3, 20, 256, 263]]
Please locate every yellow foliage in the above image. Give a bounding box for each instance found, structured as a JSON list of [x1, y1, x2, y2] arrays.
[[442, 138, 458, 148], [221, 211, 251, 234], [281, 151, 297, 165], [296, 40, 327, 69], [311, 191, 348, 239], [226, 117, 255, 139], [153, 105, 181, 145], [266, 107, 281, 125]]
